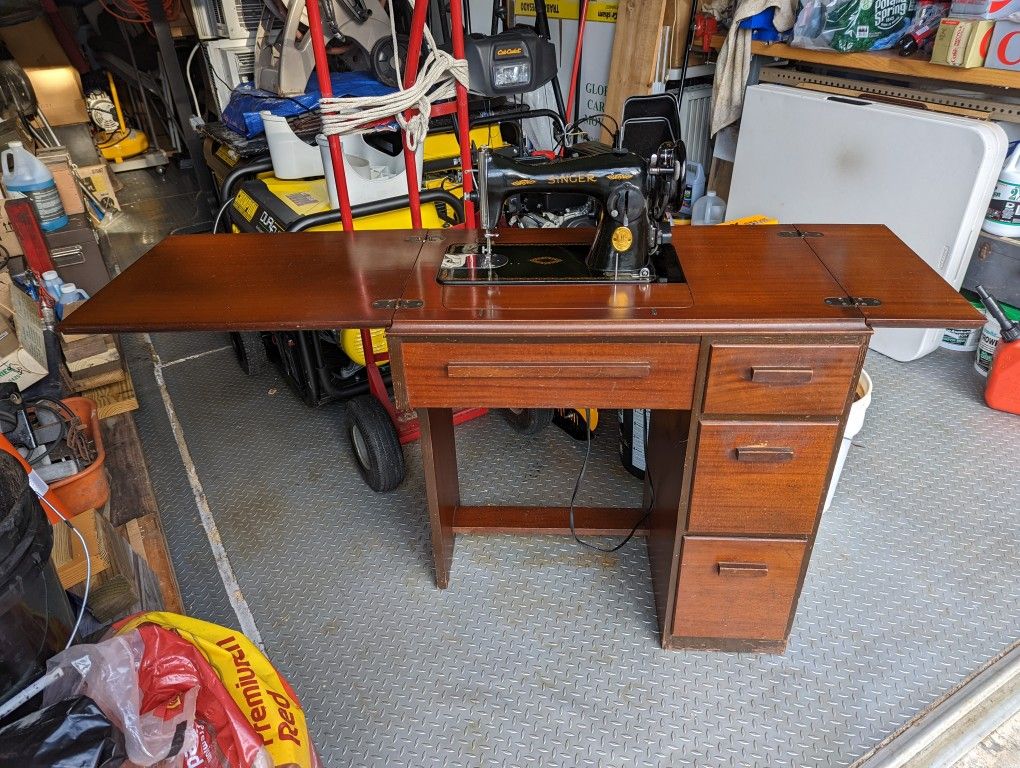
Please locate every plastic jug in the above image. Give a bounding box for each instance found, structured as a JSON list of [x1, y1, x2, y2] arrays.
[[41, 270, 65, 303], [692, 191, 726, 225], [982, 144, 1020, 238], [1, 141, 68, 231], [679, 161, 706, 218], [56, 283, 88, 319]]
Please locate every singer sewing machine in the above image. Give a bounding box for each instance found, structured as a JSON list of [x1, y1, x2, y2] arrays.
[[437, 144, 684, 285]]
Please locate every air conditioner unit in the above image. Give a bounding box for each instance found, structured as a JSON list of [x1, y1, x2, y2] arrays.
[[191, 0, 267, 41], [203, 39, 257, 113], [679, 83, 713, 173]]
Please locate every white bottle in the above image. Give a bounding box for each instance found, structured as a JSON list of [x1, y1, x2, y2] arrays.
[[41, 270, 64, 302], [982, 144, 1020, 238], [691, 191, 726, 226], [1, 141, 68, 231], [974, 310, 1001, 377]]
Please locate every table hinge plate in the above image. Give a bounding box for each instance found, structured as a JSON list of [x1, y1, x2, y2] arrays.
[[778, 231, 824, 238], [405, 234, 445, 243], [825, 296, 882, 308], [372, 299, 424, 309]]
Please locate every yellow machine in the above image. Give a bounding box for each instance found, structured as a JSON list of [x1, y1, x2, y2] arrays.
[[92, 74, 150, 163]]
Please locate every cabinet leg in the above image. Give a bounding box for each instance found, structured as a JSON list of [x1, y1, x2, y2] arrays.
[[418, 408, 460, 588]]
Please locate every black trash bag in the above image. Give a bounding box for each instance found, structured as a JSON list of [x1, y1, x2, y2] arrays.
[[0, 695, 127, 768]]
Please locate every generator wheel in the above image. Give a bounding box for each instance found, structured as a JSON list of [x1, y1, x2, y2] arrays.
[[500, 408, 555, 435], [230, 332, 268, 376], [370, 35, 409, 88], [347, 395, 405, 492]]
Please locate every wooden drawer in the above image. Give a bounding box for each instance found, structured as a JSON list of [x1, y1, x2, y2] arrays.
[[703, 344, 860, 416], [673, 536, 807, 642], [688, 420, 839, 534], [397, 341, 698, 409]]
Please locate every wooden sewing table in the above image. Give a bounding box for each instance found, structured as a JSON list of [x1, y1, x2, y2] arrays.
[[62, 225, 982, 652]]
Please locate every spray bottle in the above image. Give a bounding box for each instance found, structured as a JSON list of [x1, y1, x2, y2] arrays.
[[976, 285, 1020, 415]]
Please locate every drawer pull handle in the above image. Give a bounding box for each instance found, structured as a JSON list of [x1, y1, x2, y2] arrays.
[[718, 561, 769, 578], [735, 446, 795, 463], [750, 367, 814, 385], [446, 362, 652, 379]]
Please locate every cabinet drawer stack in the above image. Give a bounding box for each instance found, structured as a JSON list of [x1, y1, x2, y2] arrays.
[[670, 342, 864, 651]]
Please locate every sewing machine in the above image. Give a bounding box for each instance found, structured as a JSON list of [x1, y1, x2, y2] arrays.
[[438, 144, 684, 285]]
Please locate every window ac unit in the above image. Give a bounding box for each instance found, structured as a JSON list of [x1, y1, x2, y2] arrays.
[[204, 39, 257, 113], [191, 0, 266, 41]]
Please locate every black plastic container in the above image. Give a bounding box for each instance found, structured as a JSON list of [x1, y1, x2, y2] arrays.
[[0, 453, 72, 708]]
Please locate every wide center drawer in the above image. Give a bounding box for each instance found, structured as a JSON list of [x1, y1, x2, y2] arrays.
[[397, 341, 699, 409], [703, 344, 860, 416], [688, 420, 840, 534]]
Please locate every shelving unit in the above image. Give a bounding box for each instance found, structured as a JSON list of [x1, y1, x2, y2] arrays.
[[711, 35, 1020, 88]]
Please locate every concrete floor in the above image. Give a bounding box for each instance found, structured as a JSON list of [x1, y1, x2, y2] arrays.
[[103, 166, 1020, 768]]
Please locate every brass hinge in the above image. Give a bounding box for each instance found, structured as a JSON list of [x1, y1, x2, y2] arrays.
[[405, 234, 445, 243], [778, 231, 823, 238], [372, 299, 424, 309], [825, 296, 882, 308]]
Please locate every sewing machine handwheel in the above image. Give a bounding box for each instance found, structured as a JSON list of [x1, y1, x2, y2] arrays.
[[500, 408, 554, 436], [230, 331, 269, 376], [347, 395, 405, 492], [371, 35, 409, 88]]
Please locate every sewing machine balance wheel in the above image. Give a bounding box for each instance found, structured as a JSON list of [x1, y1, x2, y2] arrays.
[[346, 395, 406, 493]]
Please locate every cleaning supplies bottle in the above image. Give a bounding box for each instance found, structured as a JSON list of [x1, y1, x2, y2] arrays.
[[41, 270, 64, 303], [56, 283, 88, 319], [692, 191, 726, 225], [976, 285, 1020, 415], [0, 141, 68, 232], [679, 162, 706, 218], [982, 144, 1020, 238]]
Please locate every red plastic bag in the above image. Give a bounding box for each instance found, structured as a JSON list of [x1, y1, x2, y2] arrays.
[[133, 624, 272, 768]]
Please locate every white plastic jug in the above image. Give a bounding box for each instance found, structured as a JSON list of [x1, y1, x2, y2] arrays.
[[983, 144, 1020, 238], [691, 190, 726, 225], [1, 141, 67, 231]]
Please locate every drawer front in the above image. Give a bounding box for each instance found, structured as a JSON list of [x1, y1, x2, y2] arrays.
[[673, 536, 807, 641], [703, 344, 860, 416], [688, 420, 839, 534], [398, 342, 698, 409]]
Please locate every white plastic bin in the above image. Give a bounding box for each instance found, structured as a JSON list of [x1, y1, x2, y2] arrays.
[[823, 369, 873, 512], [317, 133, 423, 211]]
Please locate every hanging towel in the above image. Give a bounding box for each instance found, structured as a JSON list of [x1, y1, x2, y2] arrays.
[[710, 0, 798, 135]]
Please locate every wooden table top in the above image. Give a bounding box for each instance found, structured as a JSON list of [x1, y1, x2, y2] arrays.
[[59, 225, 984, 337]]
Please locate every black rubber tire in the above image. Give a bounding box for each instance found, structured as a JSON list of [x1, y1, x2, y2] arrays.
[[370, 35, 409, 88], [230, 331, 269, 376], [346, 395, 405, 492], [500, 408, 555, 435]]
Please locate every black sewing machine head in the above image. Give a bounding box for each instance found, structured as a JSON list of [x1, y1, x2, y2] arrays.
[[438, 144, 684, 286]]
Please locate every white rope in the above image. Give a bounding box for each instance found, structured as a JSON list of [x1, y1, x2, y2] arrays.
[[318, 0, 468, 150]]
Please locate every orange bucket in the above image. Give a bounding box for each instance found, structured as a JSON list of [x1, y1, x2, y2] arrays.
[[47, 397, 109, 520]]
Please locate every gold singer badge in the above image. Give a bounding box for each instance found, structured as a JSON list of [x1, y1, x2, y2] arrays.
[[611, 226, 633, 251]]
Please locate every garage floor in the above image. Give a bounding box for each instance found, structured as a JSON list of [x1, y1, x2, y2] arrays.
[[106, 169, 1020, 767]]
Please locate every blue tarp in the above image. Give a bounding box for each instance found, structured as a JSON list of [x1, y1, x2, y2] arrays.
[[221, 71, 396, 138]]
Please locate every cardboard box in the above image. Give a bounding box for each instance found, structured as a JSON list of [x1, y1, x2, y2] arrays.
[[931, 18, 995, 67], [77, 163, 121, 213], [0, 200, 23, 258], [986, 20, 1020, 69], [0, 18, 71, 69], [0, 276, 48, 391], [950, 0, 1020, 18], [24, 67, 88, 127], [39, 149, 85, 216]]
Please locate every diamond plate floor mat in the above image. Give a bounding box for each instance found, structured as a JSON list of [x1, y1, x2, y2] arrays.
[[133, 340, 1019, 768]]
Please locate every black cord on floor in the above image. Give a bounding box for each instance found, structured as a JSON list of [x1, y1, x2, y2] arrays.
[[569, 408, 658, 553]]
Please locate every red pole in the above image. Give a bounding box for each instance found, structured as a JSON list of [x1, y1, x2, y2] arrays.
[[305, 0, 355, 231], [448, 0, 476, 226], [565, 0, 590, 125], [400, 0, 432, 229]]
